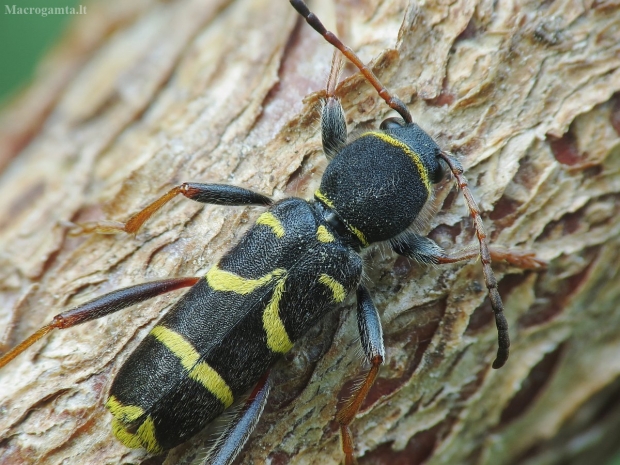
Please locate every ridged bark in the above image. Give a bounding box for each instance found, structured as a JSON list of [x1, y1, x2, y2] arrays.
[[0, 1, 619, 464]]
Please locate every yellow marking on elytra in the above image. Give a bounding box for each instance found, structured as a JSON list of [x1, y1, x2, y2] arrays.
[[151, 326, 234, 407], [319, 274, 347, 302], [362, 131, 432, 194], [135, 416, 162, 453], [314, 189, 335, 208], [189, 362, 234, 408], [111, 417, 144, 450], [107, 397, 163, 453], [316, 225, 334, 243], [262, 277, 293, 353], [206, 264, 286, 294], [106, 395, 144, 423], [256, 211, 285, 238], [151, 325, 198, 367]]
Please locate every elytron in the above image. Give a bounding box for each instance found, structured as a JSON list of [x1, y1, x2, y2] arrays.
[[0, 1, 538, 463]]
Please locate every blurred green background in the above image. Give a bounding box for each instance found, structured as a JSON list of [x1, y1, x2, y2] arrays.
[[0, 0, 80, 103]]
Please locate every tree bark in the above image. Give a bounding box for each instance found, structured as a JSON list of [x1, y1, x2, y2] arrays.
[[1, 0, 619, 464]]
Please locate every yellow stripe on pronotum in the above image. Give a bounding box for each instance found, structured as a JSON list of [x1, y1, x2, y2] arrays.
[[256, 211, 285, 238], [314, 189, 335, 209], [318, 274, 347, 303], [347, 224, 369, 247], [150, 326, 234, 407], [314, 191, 369, 247], [262, 277, 294, 353], [361, 131, 432, 194], [206, 264, 286, 295]]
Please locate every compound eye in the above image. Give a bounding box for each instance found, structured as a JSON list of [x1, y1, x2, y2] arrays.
[[380, 117, 405, 130]]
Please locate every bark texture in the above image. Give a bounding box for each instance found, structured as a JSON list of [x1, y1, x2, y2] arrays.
[[1, 0, 620, 464]]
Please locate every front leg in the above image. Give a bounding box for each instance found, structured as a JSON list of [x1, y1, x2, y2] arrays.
[[337, 285, 384, 465], [392, 231, 545, 269], [390, 231, 448, 265], [71, 183, 273, 235]]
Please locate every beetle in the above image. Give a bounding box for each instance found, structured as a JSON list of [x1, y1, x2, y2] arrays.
[[0, 1, 542, 464]]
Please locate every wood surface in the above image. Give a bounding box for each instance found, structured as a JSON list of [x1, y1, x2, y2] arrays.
[[0, 0, 619, 464]]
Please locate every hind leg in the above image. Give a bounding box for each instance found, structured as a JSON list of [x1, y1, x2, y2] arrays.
[[203, 371, 272, 465], [337, 285, 385, 465]]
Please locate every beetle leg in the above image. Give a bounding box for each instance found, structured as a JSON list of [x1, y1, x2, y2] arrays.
[[482, 246, 547, 270], [70, 183, 273, 235], [203, 370, 272, 465], [0, 277, 199, 369], [391, 231, 546, 270], [390, 231, 449, 265], [322, 50, 347, 160], [337, 285, 385, 465]]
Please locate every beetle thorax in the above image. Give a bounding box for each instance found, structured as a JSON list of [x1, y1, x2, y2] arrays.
[[315, 125, 443, 246]]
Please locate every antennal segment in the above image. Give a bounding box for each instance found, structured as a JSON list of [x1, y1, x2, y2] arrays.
[[290, 0, 413, 124], [438, 151, 509, 369]]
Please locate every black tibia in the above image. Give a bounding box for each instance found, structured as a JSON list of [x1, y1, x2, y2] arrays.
[[356, 285, 385, 362], [322, 51, 347, 160], [204, 371, 272, 465], [0, 277, 199, 370], [71, 183, 272, 235], [391, 231, 447, 265], [182, 183, 273, 206]]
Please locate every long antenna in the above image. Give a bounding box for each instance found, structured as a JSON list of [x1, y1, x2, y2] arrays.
[[438, 151, 509, 368], [290, 0, 413, 124]]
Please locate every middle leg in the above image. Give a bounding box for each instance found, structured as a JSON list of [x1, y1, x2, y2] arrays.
[[391, 231, 545, 370], [202, 371, 272, 465], [71, 183, 273, 235], [391, 231, 546, 269]]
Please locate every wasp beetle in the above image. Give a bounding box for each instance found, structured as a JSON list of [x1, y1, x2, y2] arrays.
[[0, 1, 543, 463]]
